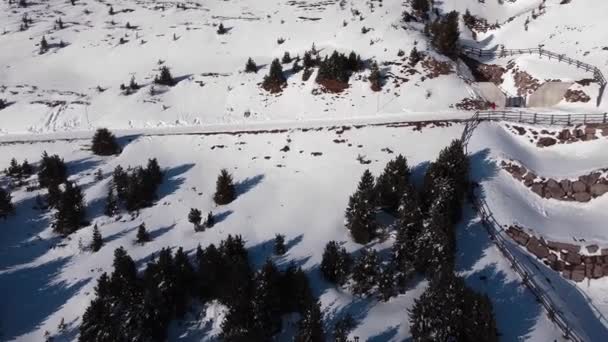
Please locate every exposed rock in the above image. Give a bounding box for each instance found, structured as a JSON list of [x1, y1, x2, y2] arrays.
[[603, 264, 608, 276], [526, 236, 550, 259], [572, 181, 587, 193], [587, 244, 600, 253], [560, 179, 572, 194], [547, 241, 580, 254], [547, 253, 558, 262], [573, 192, 592, 202], [558, 129, 571, 140], [572, 265, 586, 282], [546, 179, 560, 189], [507, 226, 530, 246], [593, 265, 604, 278], [585, 263, 594, 278], [537, 137, 557, 147], [546, 184, 566, 199], [531, 183, 544, 196], [565, 252, 582, 265], [590, 183, 608, 197], [524, 172, 537, 185], [602, 248, 608, 256]]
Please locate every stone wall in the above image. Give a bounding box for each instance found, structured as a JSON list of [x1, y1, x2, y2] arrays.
[[507, 225, 608, 282], [505, 123, 608, 147], [502, 160, 608, 202]]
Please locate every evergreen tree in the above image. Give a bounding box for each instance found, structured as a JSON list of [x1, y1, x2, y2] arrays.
[[213, 169, 236, 205], [173, 247, 196, 317], [274, 233, 286, 255], [345, 170, 377, 244], [104, 187, 119, 217], [53, 181, 87, 236], [112, 165, 128, 200], [203, 211, 215, 229], [429, 11, 460, 58], [262, 58, 287, 92], [409, 273, 498, 342], [39, 35, 49, 54], [7, 158, 22, 179], [351, 248, 380, 296], [409, 46, 422, 66], [245, 57, 257, 73], [333, 314, 355, 342], [375, 154, 411, 212], [412, 0, 430, 17], [303, 51, 315, 68], [347, 51, 362, 72], [154, 66, 175, 86], [196, 243, 223, 300], [414, 207, 453, 276], [136, 222, 150, 244], [368, 61, 382, 91], [145, 158, 163, 186], [38, 151, 67, 189], [0, 188, 15, 219], [320, 240, 352, 285], [377, 266, 396, 301], [279, 263, 313, 313], [316, 51, 352, 85], [391, 186, 422, 290], [253, 260, 283, 339], [21, 159, 33, 177], [294, 300, 325, 342], [46, 182, 62, 208], [188, 208, 202, 230], [216, 22, 227, 34], [282, 51, 292, 64], [91, 224, 103, 252], [92, 128, 120, 156]]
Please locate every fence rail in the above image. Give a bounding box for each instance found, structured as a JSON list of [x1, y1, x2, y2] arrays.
[[473, 110, 608, 126], [460, 112, 591, 342], [459, 46, 607, 107]]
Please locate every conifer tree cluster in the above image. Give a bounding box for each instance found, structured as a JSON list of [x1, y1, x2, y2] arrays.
[[315, 51, 362, 90], [110, 159, 163, 212], [411, 0, 430, 19], [320, 240, 352, 285], [345, 169, 377, 244], [0, 187, 15, 219], [428, 11, 460, 58], [409, 273, 498, 342], [52, 181, 87, 236], [80, 235, 325, 341], [38, 152, 67, 190], [91, 128, 121, 156], [5, 158, 34, 182], [213, 168, 236, 205], [136, 222, 150, 244], [0, 98, 8, 110], [154, 66, 176, 86], [262, 58, 287, 93], [368, 61, 382, 91], [245, 57, 258, 73]]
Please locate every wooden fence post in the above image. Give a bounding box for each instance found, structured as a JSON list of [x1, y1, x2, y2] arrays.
[[584, 114, 587, 124], [604, 113, 607, 124], [550, 115, 554, 125], [533, 113, 537, 124], [568, 114, 571, 125]]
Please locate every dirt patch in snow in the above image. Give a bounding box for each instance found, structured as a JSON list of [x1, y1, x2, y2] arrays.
[[564, 89, 591, 103], [421, 57, 453, 79]]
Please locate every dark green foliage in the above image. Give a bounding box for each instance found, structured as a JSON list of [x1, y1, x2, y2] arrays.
[[347, 51, 362, 72], [320, 240, 352, 285], [196, 243, 222, 300], [409, 46, 422, 66], [391, 186, 422, 289], [429, 11, 460, 58], [279, 263, 313, 313], [352, 248, 380, 296], [154, 66, 175, 86], [7, 158, 21, 179], [345, 169, 377, 244], [136, 222, 150, 244], [377, 266, 396, 301], [38, 151, 67, 189], [0, 188, 15, 219], [245, 57, 257, 73], [282, 51, 292, 64], [217, 22, 227, 34], [412, 0, 430, 16], [274, 233, 286, 255], [294, 300, 325, 342], [203, 211, 215, 229], [252, 260, 283, 339], [39, 35, 49, 54], [112, 165, 128, 200], [303, 51, 317, 68], [333, 313, 355, 342], [375, 154, 411, 212], [213, 169, 236, 205], [316, 51, 361, 86], [292, 60, 302, 74], [368, 61, 382, 91], [92, 128, 120, 156], [104, 188, 118, 217], [91, 224, 103, 252], [262, 58, 286, 92], [46, 182, 62, 208], [409, 273, 498, 342], [188, 208, 202, 229], [53, 181, 87, 236], [0, 99, 8, 110], [112, 159, 163, 212]]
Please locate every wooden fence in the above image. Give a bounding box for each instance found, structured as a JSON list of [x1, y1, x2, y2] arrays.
[[459, 46, 607, 107], [459, 112, 606, 342], [474, 110, 608, 126]]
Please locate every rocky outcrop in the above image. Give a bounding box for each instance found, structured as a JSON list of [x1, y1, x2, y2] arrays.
[[505, 123, 608, 147], [506, 226, 608, 282], [502, 160, 608, 202]]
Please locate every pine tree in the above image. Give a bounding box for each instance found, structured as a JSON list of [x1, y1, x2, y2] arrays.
[[39, 35, 49, 54], [375, 154, 411, 212], [333, 314, 355, 342], [216, 23, 227, 34], [351, 248, 380, 296], [345, 170, 377, 244], [154, 66, 175, 86], [46, 182, 62, 208], [281, 51, 292, 64], [173, 247, 196, 317], [377, 266, 396, 301], [0, 188, 15, 219], [21, 159, 33, 177], [213, 169, 236, 205], [53, 181, 87, 236], [112, 165, 128, 199], [320, 240, 352, 285], [7, 158, 22, 179], [92, 128, 120, 156], [91, 224, 103, 252], [262, 58, 287, 92], [412, 0, 430, 17], [136, 223, 150, 244], [303, 51, 315, 68], [274, 234, 286, 255], [279, 263, 313, 313], [203, 211, 215, 229], [188, 208, 202, 230], [347, 51, 362, 72], [245, 57, 257, 73], [391, 186, 422, 290], [409, 46, 422, 66], [294, 300, 325, 342], [38, 151, 67, 189], [368, 61, 382, 91], [429, 11, 460, 58], [253, 260, 283, 338], [146, 158, 163, 186], [196, 243, 223, 300], [414, 208, 453, 276]]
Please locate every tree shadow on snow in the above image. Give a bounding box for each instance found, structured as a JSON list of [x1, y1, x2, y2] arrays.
[[149, 224, 174, 241], [235, 174, 264, 197], [157, 163, 196, 200], [0, 257, 90, 340], [409, 161, 430, 189], [115, 134, 142, 151], [67, 157, 102, 177], [214, 210, 233, 224]]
